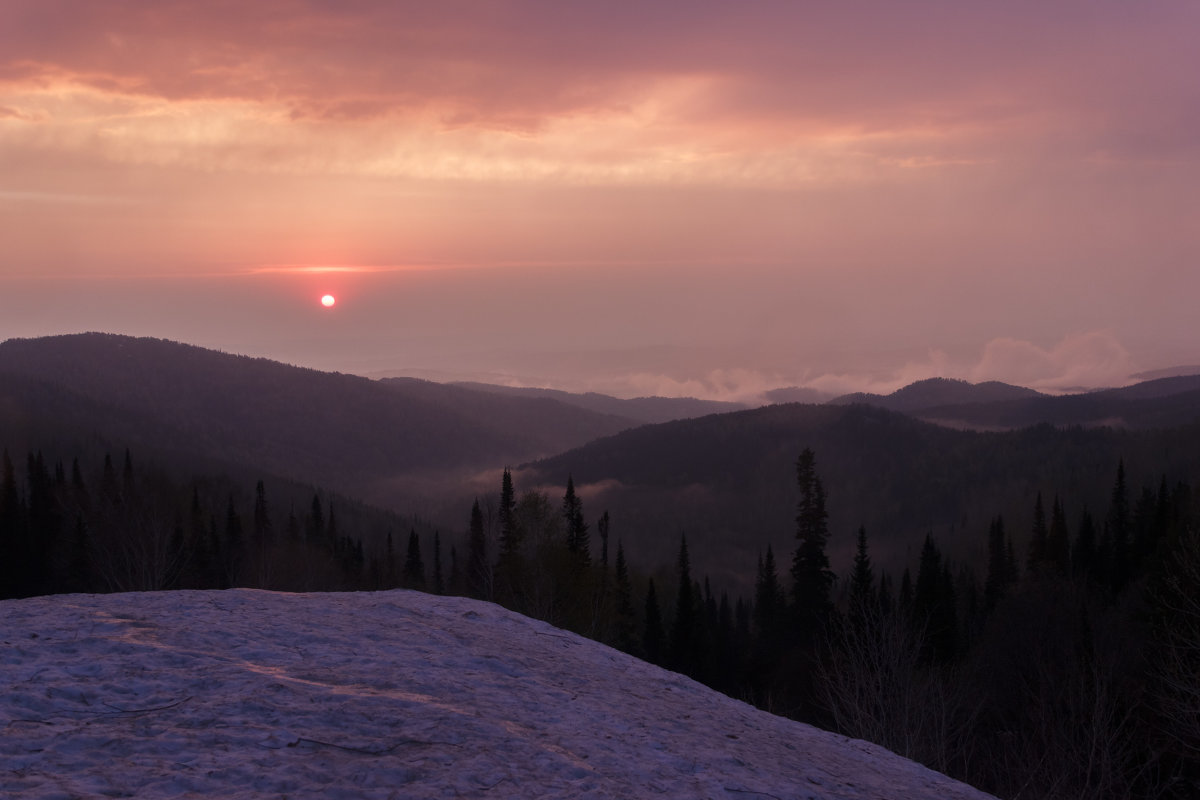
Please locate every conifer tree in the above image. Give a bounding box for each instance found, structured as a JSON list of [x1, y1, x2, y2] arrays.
[[914, 534, 957, 663], [70, 457, 87, 502], [495, 470, 523, 599], [598, 510, 610, 570], [67, 515, 91, 593], [121, 449, 135, 501], [1027, 492, 1048, 571], [385, 530, 397, 588], [984, 515, 1017, 611], [432, 531, 445, 595], [284, 507, 300, 542], [0, 450, 22, 598], [326, 504, 338, 549], [404, 528, 425, 589], [1047, 495, 1070, 576], [562, 475, 589, 565], [100, 452, 119, 504], [713, 591, 736, 692], [643, 578, 664, 666], [467, 498, 489, 600], [25, 451, 58, 595], [754, 546, 786, 641], [253, 481, 272, 547], [223, 494, 243, 588], [792, 448, 834, 633], [498, 469, 517, 558], [181, 486, 210, 589], [251, 480, 273, 588], [307, 494, 325, 544], [848, 526, 875, 630], [1106, 460, 1131, 593], [612, 541, 637, 653], [878, 572, 894, 617], [669, 534, 697, 674], [448, 544, 460, 595]]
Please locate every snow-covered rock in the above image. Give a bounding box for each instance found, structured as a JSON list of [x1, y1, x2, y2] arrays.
[[0, 590, 995, 798]]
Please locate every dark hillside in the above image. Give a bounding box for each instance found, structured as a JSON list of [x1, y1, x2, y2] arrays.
[[0, 334, 633, 509], [916, 385, 1200, 431], [525, 401, 1200, 593]]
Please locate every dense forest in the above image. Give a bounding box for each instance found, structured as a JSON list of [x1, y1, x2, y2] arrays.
[[0, 446, 441, 597]]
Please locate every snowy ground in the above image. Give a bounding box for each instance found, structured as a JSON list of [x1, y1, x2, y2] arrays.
[[1, 589, 996, 799]]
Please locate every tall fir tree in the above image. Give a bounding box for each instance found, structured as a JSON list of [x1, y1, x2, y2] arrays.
[[498, 469, 517, 559], [404, 528, 425, 590], [251, 480, 273, 588], [0, 450, 23, 598], [307, 494, 325, 545], [495, 469, 522, 601], [847, 526, 875, 631], [984, 515, 1014, 611], [223, 494, 243, 588], [253, 481, 272, 547], [791, 448, 834, 633], [24, 451, 58, 596], [914, 534, 957, 663], [467, 498, 489, 600], [385, 530, 397, 588], [612, 541, 637, 653], [598, 510, 610, 571], [1047, 495, 1071, 576], [1027, 492, 1049, 571], [1106, 459, 1131, 593], [432, 530, 445, 595], [643, 578, 665, 666], [754, 546, 786, 639], [669, 534, 697, 675], [562, 475, 590, 566], [751, 546, 788, 678]]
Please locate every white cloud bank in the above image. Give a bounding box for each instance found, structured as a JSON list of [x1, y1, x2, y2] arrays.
[[591, 331, 1141, 403]]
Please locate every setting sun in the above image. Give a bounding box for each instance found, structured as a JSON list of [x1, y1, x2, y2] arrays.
[[320, 294, 336, 308]]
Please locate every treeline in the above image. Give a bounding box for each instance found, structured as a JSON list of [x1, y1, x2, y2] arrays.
[[453, 451, 1199, 800], [0, 446, 435, 598]]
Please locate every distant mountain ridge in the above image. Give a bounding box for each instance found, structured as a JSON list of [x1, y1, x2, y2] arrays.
[[829, 377, 1044, 412], [824, 375, 1200, 431], [450, 381, 749, 424]]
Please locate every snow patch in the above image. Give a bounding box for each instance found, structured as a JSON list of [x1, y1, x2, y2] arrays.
[[0, 590, 995, 799]]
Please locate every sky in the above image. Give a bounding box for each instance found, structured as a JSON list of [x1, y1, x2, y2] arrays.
[[2, 0, 1198, 401]]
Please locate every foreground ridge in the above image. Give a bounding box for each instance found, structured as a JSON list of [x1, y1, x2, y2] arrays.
[[0, 589, 995, 799]]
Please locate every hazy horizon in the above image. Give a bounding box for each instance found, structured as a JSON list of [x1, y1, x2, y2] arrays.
[[4, 2, 1198, 402]]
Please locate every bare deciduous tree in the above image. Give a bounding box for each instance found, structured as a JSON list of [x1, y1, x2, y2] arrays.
[[816, 599, 978, 776]]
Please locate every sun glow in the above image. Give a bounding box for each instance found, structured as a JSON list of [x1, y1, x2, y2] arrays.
[[320, 294, 336, 308]]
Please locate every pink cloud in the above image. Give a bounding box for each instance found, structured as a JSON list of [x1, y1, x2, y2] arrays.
[[3, 0, 1195, 156], [968, 332, 1136, 392]]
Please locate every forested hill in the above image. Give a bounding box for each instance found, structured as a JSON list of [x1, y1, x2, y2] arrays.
[[830, 377, 1043, 412], [0, 334, 634, 504], [523, 401, 1200, 588]]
